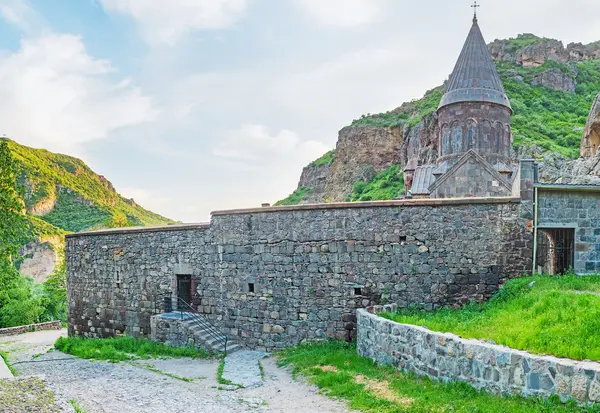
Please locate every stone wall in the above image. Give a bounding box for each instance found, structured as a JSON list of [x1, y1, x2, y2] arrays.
[[537, 187, 600, 274], [357, 306, 600, 404], [0, 321, 62, 337], [67, 197, 532, 350]]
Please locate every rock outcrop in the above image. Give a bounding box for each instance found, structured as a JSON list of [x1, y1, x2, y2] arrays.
[[296, 162, 332, 204], [323, 126, 403, 202], [282, 34, 600, 204], [489, 35, 600, 66], [19, 241, 61, 283], [530, 67, 577, 92], [581, 93, 600, 157]]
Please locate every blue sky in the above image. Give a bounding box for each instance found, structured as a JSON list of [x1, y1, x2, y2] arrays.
[[1, 0, 599, 222]]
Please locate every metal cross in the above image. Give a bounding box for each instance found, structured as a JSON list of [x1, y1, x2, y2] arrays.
[[471, 1, 480, 19]]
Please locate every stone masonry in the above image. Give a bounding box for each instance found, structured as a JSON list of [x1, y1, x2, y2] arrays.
[[66, 197, 532, 350], [357, 305, 600, 404], [537, 186, 600, 274]]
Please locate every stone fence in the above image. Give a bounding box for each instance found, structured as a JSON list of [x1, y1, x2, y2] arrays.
[[357, 305, 600, 404], [0, 321, 62, 337]]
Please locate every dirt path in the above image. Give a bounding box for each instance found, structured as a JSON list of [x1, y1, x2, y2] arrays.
[[0, 330, 353, 413]]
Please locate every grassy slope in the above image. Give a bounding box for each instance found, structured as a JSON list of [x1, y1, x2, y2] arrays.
[[278, 35, 600, 205], [279, 341, 598, 413], [382, 275, 600, 361], [5, 138, 174, 236]]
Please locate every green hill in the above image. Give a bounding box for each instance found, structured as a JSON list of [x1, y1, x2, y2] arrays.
[[5, 138, 174, 240], [277, 34, 600, 205]]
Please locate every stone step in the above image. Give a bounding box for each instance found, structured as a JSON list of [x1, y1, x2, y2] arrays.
[[155, 311, 241, 355]]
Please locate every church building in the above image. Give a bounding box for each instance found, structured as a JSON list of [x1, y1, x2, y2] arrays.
[[405, 12, 516, 198]]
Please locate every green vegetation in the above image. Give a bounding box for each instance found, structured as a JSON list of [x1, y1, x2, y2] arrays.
[[279, 341, 598, 413], [0, 351, 17, 376], [351, 88, 443, 129], [0, 138, 174, 328], [138, 363, 196, 382], [500, 34, 549, 52], [348, 165, 405, 202], [382, 275, 600, 361], [310, 150, 335, 167], [0, 139, 63, 328], [40, 190, 111, 233], [54, 336, 210, 362], [69, 400, 87, 413], [274, 187, 312, 206], [350, 42, 600, 158], [5, 138, 174, 232]]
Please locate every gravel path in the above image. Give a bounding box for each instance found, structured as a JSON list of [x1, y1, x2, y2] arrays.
[[0, 330, 353, 413]]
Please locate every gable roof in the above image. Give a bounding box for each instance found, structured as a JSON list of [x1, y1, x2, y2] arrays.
[[438, 17, 512, 112], [428, 149, 512, 194]]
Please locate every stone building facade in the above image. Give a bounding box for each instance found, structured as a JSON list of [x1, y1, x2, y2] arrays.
[[66, 194, 533, 350]]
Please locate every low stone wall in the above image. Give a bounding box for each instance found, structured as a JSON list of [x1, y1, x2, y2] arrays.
[[0, 321, 62, 337], [357, 306, 600, 404]]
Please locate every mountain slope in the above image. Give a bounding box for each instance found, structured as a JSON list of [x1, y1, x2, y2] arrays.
[[277, 34, 600, 205], [4, 138, 174, 281]]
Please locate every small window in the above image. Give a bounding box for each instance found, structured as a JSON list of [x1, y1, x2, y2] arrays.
[[248, 283, 255, 293], [354, 287, 362, 296]]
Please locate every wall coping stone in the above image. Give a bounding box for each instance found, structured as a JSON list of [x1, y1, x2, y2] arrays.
[[66, 223, 210, 239], [211, 196, 521, 216], [0, 320, 62, 337], [358, 307, 600, 404]]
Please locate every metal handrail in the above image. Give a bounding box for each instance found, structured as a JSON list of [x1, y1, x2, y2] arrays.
[[156, 294, 228, 355]]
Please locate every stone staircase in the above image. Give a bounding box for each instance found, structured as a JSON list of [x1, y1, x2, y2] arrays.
[[151, 312, 241, 354]]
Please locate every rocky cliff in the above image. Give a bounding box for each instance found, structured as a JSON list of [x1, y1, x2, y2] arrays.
[[277, 34, 600, 205]]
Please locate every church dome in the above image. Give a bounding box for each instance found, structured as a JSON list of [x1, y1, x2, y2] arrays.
[[438, 17, 512, 112]]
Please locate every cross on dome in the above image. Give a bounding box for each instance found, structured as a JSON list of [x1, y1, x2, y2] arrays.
[[471, 1, 480, 22]]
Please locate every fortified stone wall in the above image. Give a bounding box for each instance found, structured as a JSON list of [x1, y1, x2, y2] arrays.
[[67, 198, 532, 350], [537, 187, 600, 274], [357, 306, 600, 404]]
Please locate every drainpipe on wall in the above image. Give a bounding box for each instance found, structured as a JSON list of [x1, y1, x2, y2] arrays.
[[532, 185, 539, 274]]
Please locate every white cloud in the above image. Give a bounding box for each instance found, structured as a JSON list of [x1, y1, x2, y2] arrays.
[[214, 123, 329, 164], [294, 0, 386, 28], [0, 33, 155, 153], [99, 0, 247, 45], [0, 0, 35, 31]]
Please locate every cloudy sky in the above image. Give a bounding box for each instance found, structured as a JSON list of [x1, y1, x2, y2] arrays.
[[1, 0, 600, 222]]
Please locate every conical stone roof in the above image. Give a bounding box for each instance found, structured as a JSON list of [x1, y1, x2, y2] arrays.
[[438, 17, 512, 112]]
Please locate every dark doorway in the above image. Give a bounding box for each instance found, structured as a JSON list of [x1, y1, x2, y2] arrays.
[[176, 275, 192, 310], [536, 228, 575, 274]]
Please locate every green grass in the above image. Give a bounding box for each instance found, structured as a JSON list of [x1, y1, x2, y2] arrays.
[[310, 150, 335, 167], [382, 275, 600, 361], [54, 336, 210, 362], [279, 341, 600, 413], [348, 165, 405, 202], [0, 351, 17, 376], [138, 363, 197, 382], [274, 187, 312, 206], [70, 400, 87, 413], [217, 359, 242, 388]]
